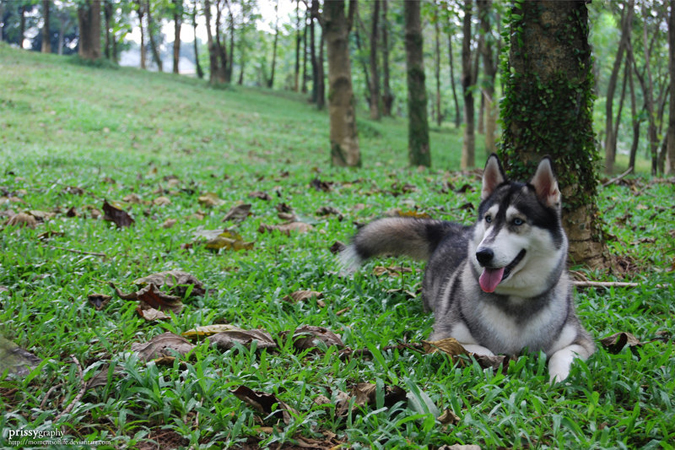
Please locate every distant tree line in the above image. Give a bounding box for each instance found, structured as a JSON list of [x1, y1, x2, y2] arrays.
[[1, 0, 674, 175]]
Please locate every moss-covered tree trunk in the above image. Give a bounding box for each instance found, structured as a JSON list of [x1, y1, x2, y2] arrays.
[[77, 0, 102, 61], [41, 0, 51, 54], [324, 0, 361, 167], [499, 0, 605, 267], [404, 0, 430, 167]]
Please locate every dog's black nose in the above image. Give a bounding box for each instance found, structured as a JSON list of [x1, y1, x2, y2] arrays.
[[476, 248, 494, 266]]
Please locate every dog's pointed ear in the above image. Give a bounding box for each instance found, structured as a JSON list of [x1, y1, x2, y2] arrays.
[[481, 154, 506, 200], [530, 157, 561, 209]]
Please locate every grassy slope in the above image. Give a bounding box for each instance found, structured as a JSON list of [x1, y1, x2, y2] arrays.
[[0, 45, 674, 449]]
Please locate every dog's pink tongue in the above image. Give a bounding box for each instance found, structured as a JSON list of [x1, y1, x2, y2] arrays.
[[479, 267, 505, 293]]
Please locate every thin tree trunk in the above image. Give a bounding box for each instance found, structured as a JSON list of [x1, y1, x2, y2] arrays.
[[146, 0, 163, 72], [354, 12, 371, 104], [448, 34, 461, 128], [381, 0, 393, 116], [627, 43, 641, 172], [369, 0, 381, 120], [20, 5, 26, 49], [604, 0, 633, 174], [192, 0, 204, 79], [309, 0, 318, 103], [0, 1, 4, 42], [302, 7, 309, 93], [227, 1, 234, 82], [268, 0, 280, 88], [103, 0, 112, 59], [136, 0, 146, 69], [613, 58, 628, 144], [173, 0, 182, 74], [317, 26, 325, 109], [667, 0, 675, 174], [42, 0, 51, 53], [404, 0, 430, 167], [324, 0, 360, 166], [294, 0, 301, 91], [641, 2, 658, 175], [478, 0, 498, 153], [461, 0, 475, 169], [434, 12, 442, 127]]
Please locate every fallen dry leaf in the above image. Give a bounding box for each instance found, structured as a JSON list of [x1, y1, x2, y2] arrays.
[[352, 383, 407, 409], [102, 200, 134, 228], [6, 212, 37, 228], [131, 332, 196, 361], [182, 324, 242, 338], [232, 386, 297, 424], [153, 196, 171, 206], [600, 332, 642, 354], [248, 191, 272, 201], [136, 302, 171, 321], [329, 241, 347, 254], [88, 293, 112, 311], [123, 194, 143, 204], [438, 409, 461, 425], [208, 328, 277, 351], [198, 192, 225, 208], [110, 283, 184, 314], [222, 203, 252, 223], [258, 222, 313, 235], [373, 266, 414, 277], [133, 270, 206, 298], [205, 230, 254, 252], [385, 209, 431, 219], [423, 338, 468, 357], [283, 290, 323, 303], [162, 218, 177, 229], [290, 325, 344, 351]]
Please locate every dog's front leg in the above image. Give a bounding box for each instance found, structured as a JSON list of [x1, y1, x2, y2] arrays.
[[547, 344, 588, 384]]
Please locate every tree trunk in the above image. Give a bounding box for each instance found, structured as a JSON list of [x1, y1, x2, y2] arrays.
[[627, 52, 640, 172], [667, 0, 675, 174], [317, 23, 326, 110], [404, 0, 430, 167], [19, 5, 26, 49], [460, 0, 475, 169], [324, 0, 360, 167], [77, 0, 102, 60], [640, 3, 658, 175], [0, 1, 4, 42], [268, 0, 280, 88], [103, 0, 112, 59], [173, 0, 182, 74], [604, 0, 634, 174], [309, 0, 318, 103], [146, 0, 163, 72], [368, 0, 381, 120], [294, 0, 301, 91], [448, 35, 461, 128], [136, 1, 146, 69], [499, 0, 606, 268], [381, 0, 394, 116], [354, 13, 371, 103], [227, 3, 234, 82], [302, 7, 308, 93], [478, 0, 498, 154], [41, 0, 51, 53], [434, 12, 442, 127], [192, 0, 204, 79]]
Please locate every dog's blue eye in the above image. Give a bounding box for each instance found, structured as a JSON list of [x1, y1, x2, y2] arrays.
[[485, 215, 492, 223], [513, 218, 524, 226]]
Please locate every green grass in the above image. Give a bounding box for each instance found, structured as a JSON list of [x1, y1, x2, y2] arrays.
[[1, 44, 674, 449]]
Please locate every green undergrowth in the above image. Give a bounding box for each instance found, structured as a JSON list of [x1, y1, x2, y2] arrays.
[[0, 46, 674, 449]]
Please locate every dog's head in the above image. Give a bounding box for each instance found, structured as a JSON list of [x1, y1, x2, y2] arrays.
[[470, 154, 568, 297]]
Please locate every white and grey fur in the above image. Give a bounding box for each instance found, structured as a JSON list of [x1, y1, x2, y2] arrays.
[[341, 154, 595, 383]]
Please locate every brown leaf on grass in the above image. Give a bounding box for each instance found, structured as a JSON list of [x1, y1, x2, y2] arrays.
[[103, 200, 134, 228], [198, 192, 225, 208], [352, 383, 407, 409], [136, 302, 171, 321], [222, 203, 252, 223], [289, 325, 344, 351], [153, 196, 171, 206], [133, 270, 206, 298], [275, 202, 294, 213], [162, 218, 177, 228], [88, 293, 112, 311], [423, 338, 469, 357], [182, 324, 242, 338], [248, 191, 272, 201], [258, 222, 313, 235], [600, 332, 642, 354], [123, 194, 142, 204], [6, 212, 37, 228], [0, 336, 42, 377], [438, 409, 461, 425], [283, 290, 323, 303], [373, 266, 414, 277], [209, 328, 277, 351], [232, 386, 297, 424], [37, 230, 65, 240], [131, 332, 196, 361], [110, 283, 184, 314], [205, 230, 255, 251], [66, 207, 78, 217], [455, 183, 475, 194], [316, 206, 342, 217], [385, 209, 431, 219], [309, 178, 334, 192]]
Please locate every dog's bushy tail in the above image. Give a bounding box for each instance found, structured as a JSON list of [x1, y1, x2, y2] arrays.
[[340, 218, 464, 271]]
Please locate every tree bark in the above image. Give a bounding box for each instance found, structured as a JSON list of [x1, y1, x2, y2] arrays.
[[192, 0, 204, 79], [604, 1, 634, 174], [317, 26, 325, 109], [77, 0, 102, 60], [104, 0, 113, 59], [667, 0, 675, 174], [19, 4, 26, 49], [173, 0, 182, 74], [448, 34, 461, 128], [41, 0, 51, 53], [478, 0, 498, 154], [136, 0, 146, 69], [268, 0, 280, 88], [227, 1, 234, 82], [381, 0, 394, 116], [460, 0, 475, 168], [404, 0, 430, 167], [324, 0, 360, 167], [309, 0, 318, 103], [146, 0, 163, 72], [368, 0, 381, 120], [499, 0, 605, 268], [295, 0, 301, 91], [302, 7, 308, 93], [640, 2, 658, 175], [434, 11, 442, 127], [627, 48, 641, 172], [354, 12, 371, 103]]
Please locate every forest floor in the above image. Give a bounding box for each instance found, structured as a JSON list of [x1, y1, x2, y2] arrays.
[[0, 45, 674, 449]]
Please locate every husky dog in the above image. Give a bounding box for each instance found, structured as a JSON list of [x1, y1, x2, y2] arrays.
[[341, 154, 595, 383]]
